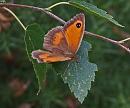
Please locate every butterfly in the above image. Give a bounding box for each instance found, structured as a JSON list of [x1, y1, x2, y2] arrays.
[[32, 13, 85, 63]]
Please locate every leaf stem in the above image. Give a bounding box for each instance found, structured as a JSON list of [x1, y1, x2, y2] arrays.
[[46, 2, 70, 10], [3, 7, 26, 31]]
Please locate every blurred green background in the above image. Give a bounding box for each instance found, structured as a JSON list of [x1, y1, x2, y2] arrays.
[[0, 0, 130, 108]]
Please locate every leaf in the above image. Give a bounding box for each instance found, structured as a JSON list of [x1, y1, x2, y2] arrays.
[[25, 24, 46, 92], [69, 0, 124, 27], [53, 41, 98, 103], [0, 0, 6, 3]]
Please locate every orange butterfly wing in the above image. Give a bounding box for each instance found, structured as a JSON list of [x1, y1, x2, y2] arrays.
[[63, 13, 85, 54], [32, 50, 71, 63], [32, 13, 85, 63], [43, 26, 70, 54], [32, 27, 72, 63]]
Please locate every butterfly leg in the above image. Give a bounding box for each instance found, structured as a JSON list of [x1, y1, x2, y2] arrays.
[[71, 55, 80, 63]]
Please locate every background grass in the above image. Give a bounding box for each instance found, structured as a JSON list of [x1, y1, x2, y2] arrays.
[[0, 0, 130, 108]]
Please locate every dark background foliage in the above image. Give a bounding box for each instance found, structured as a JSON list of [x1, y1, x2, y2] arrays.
[[0, 0, 130, 108]]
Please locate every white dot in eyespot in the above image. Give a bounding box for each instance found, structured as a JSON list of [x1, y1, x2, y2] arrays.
[[76, 23, 81, 28]]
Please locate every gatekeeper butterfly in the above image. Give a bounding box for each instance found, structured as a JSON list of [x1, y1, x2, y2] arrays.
[[32, 13, 85, 63]]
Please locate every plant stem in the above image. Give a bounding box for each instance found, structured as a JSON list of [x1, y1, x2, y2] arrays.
[[3, 7, 26, 31], [0, 3, 66, 24], [0, 3, 130, 53], [46, 2, 70, 10], [85, 31, 130, 53], [118, 38, 130, 44]]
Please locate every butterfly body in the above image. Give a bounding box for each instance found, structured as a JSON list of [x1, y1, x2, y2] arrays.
[[32, 13, 85, 63]]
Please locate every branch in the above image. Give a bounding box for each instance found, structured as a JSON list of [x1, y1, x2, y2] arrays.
[[0, 3, 66, 24], [0, 3, 130, 53], [118, 38, 130, 44], [85, 31, 130, 53]]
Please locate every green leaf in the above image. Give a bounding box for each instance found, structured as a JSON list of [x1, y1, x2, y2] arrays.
[[69, 0, 124, 27], [53, 41, 98, 103], [0, 0, 6, 3], [25, 24, 46, 92]]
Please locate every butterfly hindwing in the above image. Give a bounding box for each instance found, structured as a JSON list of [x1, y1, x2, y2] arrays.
[[32, 50, 71, 63], [43, 26, 70, 54]]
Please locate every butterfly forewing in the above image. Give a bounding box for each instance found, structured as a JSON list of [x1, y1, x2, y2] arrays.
[[64, 13, 85, 54]]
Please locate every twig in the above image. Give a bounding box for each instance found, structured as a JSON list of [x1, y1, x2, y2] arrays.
[[0, 3, 130, 53], [0, 3, 66, 24], [113, 27, 130, 43], [46, 2, 69, 10], [85, 31, 130, 53], [3, 7, 26, 31], [118, 38, 130, 44]]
